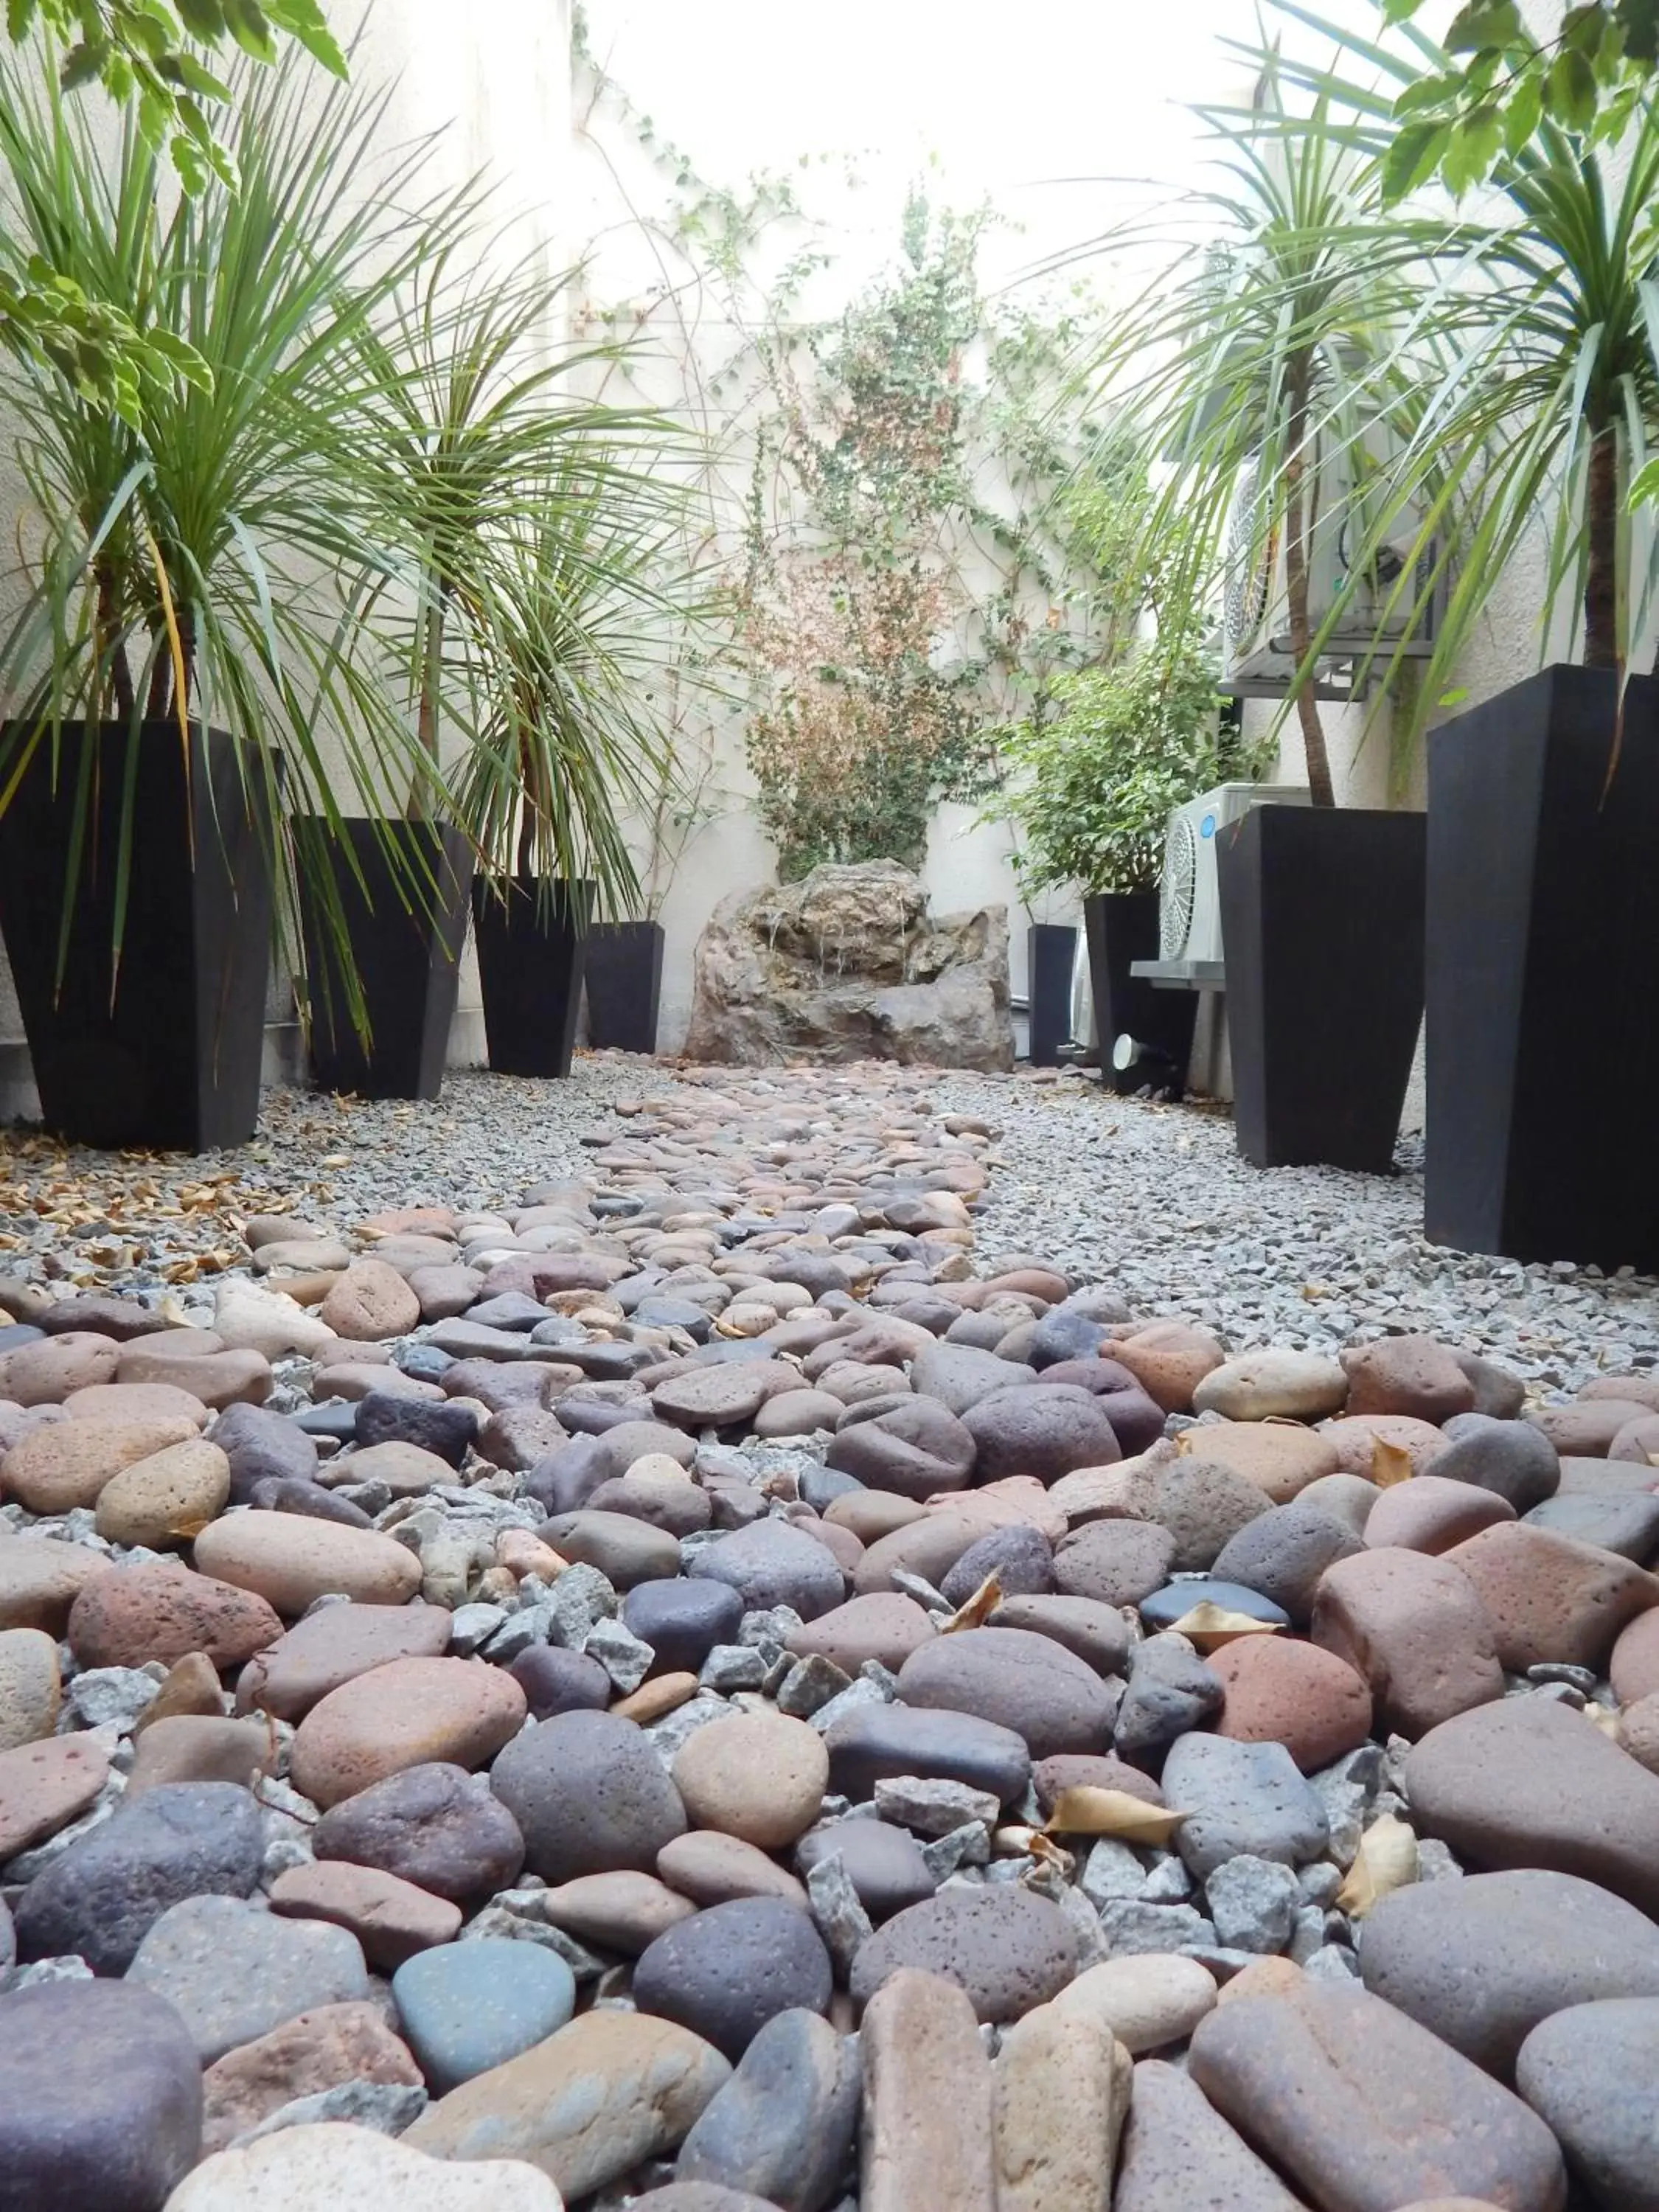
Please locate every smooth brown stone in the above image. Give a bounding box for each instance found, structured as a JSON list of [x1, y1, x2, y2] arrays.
[[1, 1413, 200, 1513], [1442, 1521, 1659, 1672], [319, 1260, 422, 1342], [198, 1999, 422, 2157], [1405, 1695, 1659, 1916], [1320, 1414, 1449, 1478], [268, 1859, 462, 1968], [319, 1441, 456, 1497], [860, 1969, 997, 2212], [94, 1437, 229, 1548], [656, 1829, 810, 1910], [1363, 1475, 1515, 1555], [193, 1513, 422, 1615], [126, 1714, 272, 1795], [613, 1672, 699, 1724], [1209, 1635, 1372, 1773], [1188, 1983, 1565, 2212], [785, 1593, 937, 1673], [1172, 1422, 1340, 1503], [0, 1626, 59, 1749], [993, 2002, 1129, 2212], [0, 1330, 120, 1405], [823, 1492, 928, 1545], [69, 1561, 282, 1671], [116, 1343, 272, 1409], [1311, 1548, 1503, 1737], [540, 1871, 698, 1954], [1531, 1399, 1655, 1458], [1110, 1322, 1225, 1413], [62, 1381, 211, 1427], [672, 1711, 828, 1849], [290, 1656, 526, 1809], [135, 1650, 226, 1731], [853, 1510, 988, 1597], [234, 1600, 453, 1721], [1114, 2058, 1310, 2212], [0, 1733, 109, 1857], [1340, 1337, 1476, 1424], [1611, 1607, 1659, 1703], [0, 1531, 113, 1633]]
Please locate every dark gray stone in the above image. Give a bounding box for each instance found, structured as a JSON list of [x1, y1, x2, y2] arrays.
[[938, 1524, 1054, 1607], [509, 1643, 613, 1719], [989, 1594, 1131, 1674], [634, 1899, 832, 2062], [825, 1398, 976, 1500], [0, 1980, 202, 2211], [908, 1342, 1034, 1415], [1028, 1310, 1113, 1368], [13, 1782, 261, 1976], [895, 1625, 1117, 1758], [690, 1523, 844, 1622], [1360, 1868, 1659, 2081], [1523, 1490, 1659, 1563], [675, 2006, 859, 2212], [1161, 1734, 1329, 1879], [1113, 1632, 1224, 1763], [312, 1761, 525, 1902], [354, 1391, 476, 1466], [521, 1433, 615, 1515], [252, 1476, 374, 1528], [1053, 1519, 1176, 1607], [961, 1384, 1121, 1485], [823, 1702, 1030, 1805], [1435, 1413, 1561, 1512], [1516, 1997, 1659, 2212], [624, 1579, 745, 1676], [1211, 1503, 1364, 1626], [212, 1402, 318, 1503], [796, 1818, 936, 1921], [848, 1884, 1077, 2023], [490, 1710, 687, 1882]]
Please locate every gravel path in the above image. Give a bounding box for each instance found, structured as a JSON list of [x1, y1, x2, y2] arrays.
[[4, 1055, 1656, 1397]]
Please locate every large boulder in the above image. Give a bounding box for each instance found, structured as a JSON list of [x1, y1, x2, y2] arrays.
[[683, 862, 1012, 1071]]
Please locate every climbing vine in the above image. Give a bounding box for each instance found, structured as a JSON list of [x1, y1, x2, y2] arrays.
[[570, 12, 1152, 886]]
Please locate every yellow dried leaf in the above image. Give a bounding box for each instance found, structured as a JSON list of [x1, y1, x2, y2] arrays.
[[168, 1515, 215, 1540], [1585, 1702, 1621, 1738], [941, 1571, 1004, 1635], [1043, 1787, 1187, 1847], [1335, 1814, 1419, 1918], [1166, 1601, 1284, 1651], [1371, 1439, 1414, 1488]]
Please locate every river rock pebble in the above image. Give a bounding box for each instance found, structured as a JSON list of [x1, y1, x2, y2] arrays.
[[7, 1052, 1659, 2205], [127, 1891, 371, 2062]]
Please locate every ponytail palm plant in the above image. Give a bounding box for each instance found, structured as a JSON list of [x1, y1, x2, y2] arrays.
[[0, 36, 464, 975]]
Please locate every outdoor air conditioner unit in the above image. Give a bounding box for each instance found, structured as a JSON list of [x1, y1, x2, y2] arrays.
[[1158, 782, 1311, 964], [1222, 433, 1444, 699]]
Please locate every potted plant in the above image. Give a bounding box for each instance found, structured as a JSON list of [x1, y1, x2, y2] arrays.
[[1295, 8, 1659, 1266], [0, 43, 441, 1149], [456, 454, 686, 1079], [996, 621, 1253, 1090], [297, 256, 618, 1100]]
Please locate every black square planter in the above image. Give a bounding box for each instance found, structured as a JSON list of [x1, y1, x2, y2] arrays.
[[473, 874, 591, 1079], [1027, 922, 1077, 1066], [1217, 804, 1426, 1174], [1425, 664, 1659, 1270], [0, 720, 274, 1151], [1082, 891, 1200, 1093], [297, 818, 470, 1101], [584, 919, 665, 1054]]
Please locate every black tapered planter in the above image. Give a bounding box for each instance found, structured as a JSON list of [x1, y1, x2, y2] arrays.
[[1082, 890, 1201, 1093], [1027, 922, 1078, 1066], [297, 818, 470, 1102], [0, 720, 274, 1151], [585, 919, 664, 1054], [1217, 804, 1426, 1174], [1425, 664, 1659, 1271], [473, 874, 591, 1078]]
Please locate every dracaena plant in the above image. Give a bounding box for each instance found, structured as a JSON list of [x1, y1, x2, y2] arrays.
[[1273, 4, 1659, 684], [0, 34, 467, 981], [1088, 53, 1437, 804]]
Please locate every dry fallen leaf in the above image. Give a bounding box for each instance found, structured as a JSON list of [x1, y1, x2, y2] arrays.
[[1371, 1439, 1415, 1488], [1166, 1601, 1284, 1651], [940, 1571, 1004, 1634], [1043, 1787, 1187, 1846], [1335, 1813, 1419, 1917]]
